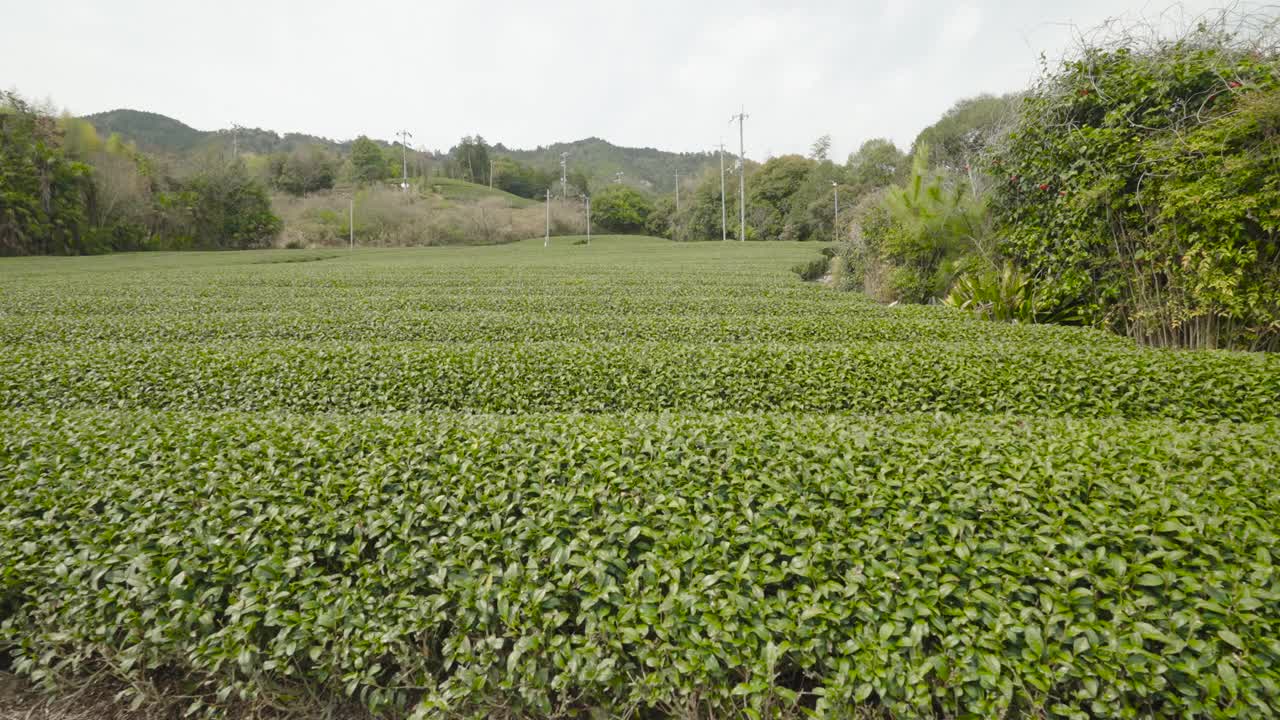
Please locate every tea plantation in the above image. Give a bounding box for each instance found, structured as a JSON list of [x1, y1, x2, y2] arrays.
[[1, 237, 1278, 718]]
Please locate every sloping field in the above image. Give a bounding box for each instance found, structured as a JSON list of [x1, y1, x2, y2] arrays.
[[1, 237, 1277, 718]]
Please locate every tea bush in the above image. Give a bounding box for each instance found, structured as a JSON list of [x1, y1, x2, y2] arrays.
[[2, 411, 1277, 718], [1, 237, 1276, 718]]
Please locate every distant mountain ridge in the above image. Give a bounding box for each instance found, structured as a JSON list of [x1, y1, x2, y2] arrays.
[[80, 109, 719, 190]]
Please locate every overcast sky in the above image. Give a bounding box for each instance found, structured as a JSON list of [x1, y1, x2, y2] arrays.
[[2, 0, 1241, 159]]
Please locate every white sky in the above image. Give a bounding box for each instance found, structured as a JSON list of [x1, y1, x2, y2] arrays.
[[1, 0, 1242, 158]]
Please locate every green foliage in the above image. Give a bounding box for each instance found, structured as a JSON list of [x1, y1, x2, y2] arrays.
[[911, 93, 1017, 171], [448, 135, 491, 185], [267, 145, 337, 195], [852, 146, 991, 303], [350, 135, 389, 183], [644, 194, 676, 239], [945, 262, 1048, 323], [495, 137, 718, 195], [0, 92, 94, 255], [2, 411, 1278, 718], [845, 138, 907, 190], [1, 237, 1278, 718], [747, 155, 817, 241], [791, 253, 829, 281], [185, 161, 282, 249], [80, 108, 205, 153], [591, 184, 654, 234], [490, 156, 556, 199], [989, 19, 1280, 350]]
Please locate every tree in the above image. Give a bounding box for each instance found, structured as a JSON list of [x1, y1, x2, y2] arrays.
[[490, 156, 555, 199], [846, 139, 906, 191], [350, 136, 387, 183], [449, 136, 490, 184], [0, 92, 93, 255], [850, 146, 989, 303], [911, 94, 1017, 173], [747, 155, 815, 241], [645, 195, 675, 239], [186, 160, 281, 249], [269, 145, 337, 195], [809, 134, 832, 161], [679, 167, 739, 241], [591, 185, 654, 234]]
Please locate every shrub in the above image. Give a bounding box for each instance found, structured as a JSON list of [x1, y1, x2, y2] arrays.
[[945, 262, 1043, 323], [791, 255, 828, 281], [989, 11, 1280, 350]]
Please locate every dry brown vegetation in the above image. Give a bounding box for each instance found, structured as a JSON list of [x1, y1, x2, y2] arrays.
[[273, 186, 586, 249]]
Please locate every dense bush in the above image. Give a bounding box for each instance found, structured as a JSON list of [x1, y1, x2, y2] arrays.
[[266, 145, 337, 196], [989, 16, 1280, 350], [591, 184, 655, 234]]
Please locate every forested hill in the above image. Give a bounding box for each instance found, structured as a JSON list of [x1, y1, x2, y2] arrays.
[[493, 137, 720, 191], [82, 109, 351, 157], [80, 110, 720, 189]]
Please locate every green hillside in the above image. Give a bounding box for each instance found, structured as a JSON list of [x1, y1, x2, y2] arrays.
[[79, 109, 722, 192], [427, 176, 537, 208], [81, 109, 355, 157], [80, 108, 206, 153], [495, 136, 721, 191]]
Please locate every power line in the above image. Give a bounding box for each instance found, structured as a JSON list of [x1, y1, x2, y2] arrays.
[[730, 107, 749, 241], [396, 130, 413, 191], [560, 152, 569, 199], [717, 141, 727, 242], [831, 180, 840, 243]]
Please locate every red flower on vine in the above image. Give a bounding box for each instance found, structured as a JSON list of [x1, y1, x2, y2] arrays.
[[1229, 81, 1242, 88], [1038, 184, 1050, 191]]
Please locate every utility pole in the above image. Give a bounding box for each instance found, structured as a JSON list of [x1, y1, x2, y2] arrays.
[[585, 194, 591, 245], [349, 195, 355, 250], [560, 152, 569, 199], [717, 141, 727, 241], [730, 107, 748, 241], [489, 158, 494, 189], [396, 130, 413, 191], [832, 180, 840, 243], [674, 172, 680, 213], [545, 189, 550, 247]]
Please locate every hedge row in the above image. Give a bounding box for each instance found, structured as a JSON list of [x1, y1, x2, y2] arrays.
[[1, 341, 1276, 419]]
